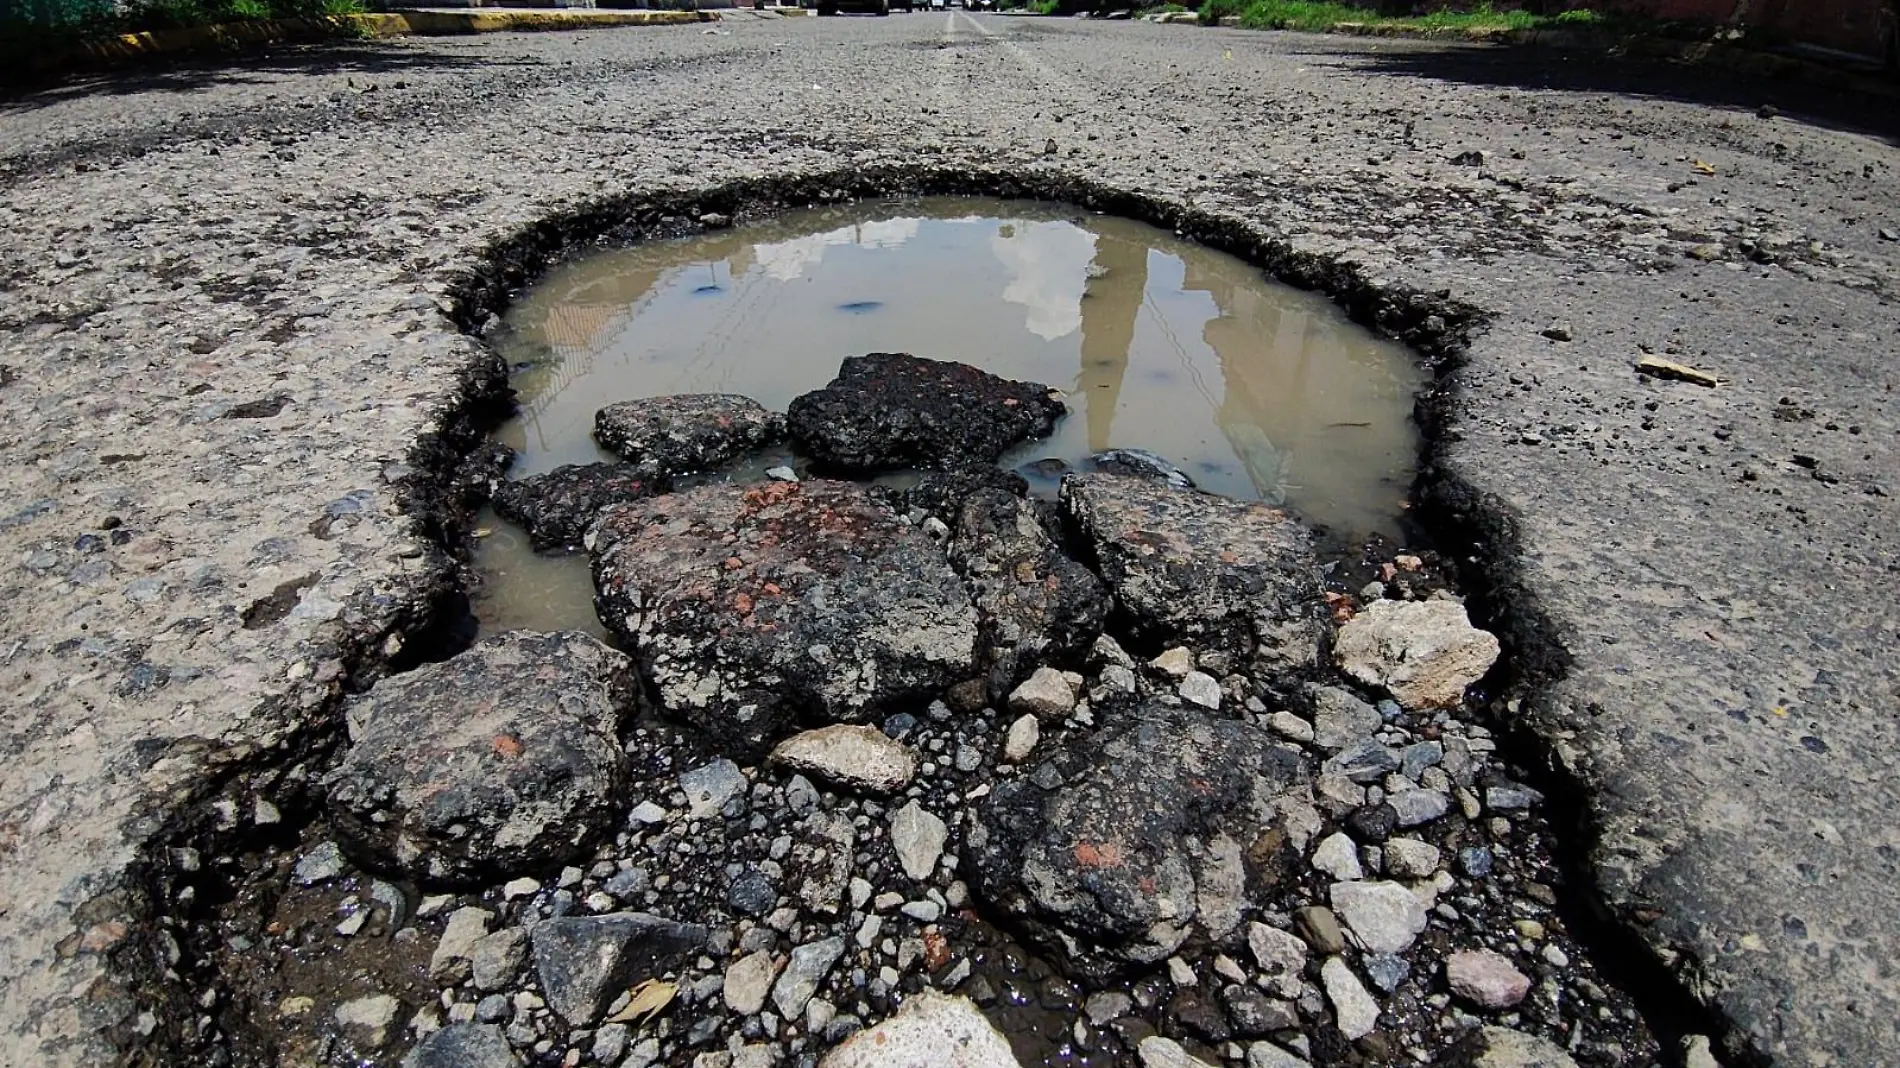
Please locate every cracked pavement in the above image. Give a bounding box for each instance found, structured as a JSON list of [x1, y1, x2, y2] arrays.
[[0, 12, 1896, 1067]]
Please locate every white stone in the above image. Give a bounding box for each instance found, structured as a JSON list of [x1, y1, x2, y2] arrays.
[[1330, 881, 1429, 954], [1246, 922, 1307, 997], [1320, 957, 1380, 1040], [821, 991, 1021, 1068], [335, 994, 402, 1048], [1246, 1043, 1312, 1068], [1311, 832, 1364, 881], [1137, 1035, 1218, 1068], [1148, 647, 1194, 680], [724, 950, 783, 1015], [1178, 671, 1222, 709], [1267, 712, 1315, 744], [890, 801, 947, 882], [1382, 838, 1442, 879], [769, 725, 917, 795], [1333, 599, 1500, 709], [429, 907, 492, 984], [1003, 714, 1041, 763], [1008, 667, 1076, 718], [1446, 949, 1531, 1009]]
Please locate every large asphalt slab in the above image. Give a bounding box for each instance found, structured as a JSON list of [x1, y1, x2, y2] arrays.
[[1, 12, 1896, 1066]]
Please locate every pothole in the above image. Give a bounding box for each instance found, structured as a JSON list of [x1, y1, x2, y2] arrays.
[[137, 179, 1671, 1068], [471, 198, 1425, 638]]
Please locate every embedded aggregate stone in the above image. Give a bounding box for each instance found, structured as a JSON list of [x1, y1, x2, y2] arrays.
[[1059, 473, 1327, 665], [785, 353, 1066, 471], [590, 480, 977, 758], [489, 462, 667, 551], [973, 704, 1305, 973], [530, 912, 709, 1025], [1333, 597, 1501, 709], [1330, 880, 1431, 954], [947, 488, 1109, 699], [768, 724, 918, 795], [402, 1023, 521, 1068], [592, 394, 783, 477], [323, 631, 637, 885], [820, 991, 1021, 1068]]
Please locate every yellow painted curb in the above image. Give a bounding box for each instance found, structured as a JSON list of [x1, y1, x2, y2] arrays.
[[19, 8, 714, 86]]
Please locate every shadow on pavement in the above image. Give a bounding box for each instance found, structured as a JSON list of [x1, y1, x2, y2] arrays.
[[1306, 41, 1900, 148], [0, 40, 543, 112]]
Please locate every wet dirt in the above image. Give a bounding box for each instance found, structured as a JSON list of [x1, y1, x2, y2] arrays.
[[472, 197, 1425, 636]]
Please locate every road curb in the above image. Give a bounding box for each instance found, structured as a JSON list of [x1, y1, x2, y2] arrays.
[[15, 8, 715, 88]]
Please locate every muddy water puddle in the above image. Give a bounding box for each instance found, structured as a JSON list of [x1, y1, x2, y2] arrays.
[[473, 198, 1424, 636]]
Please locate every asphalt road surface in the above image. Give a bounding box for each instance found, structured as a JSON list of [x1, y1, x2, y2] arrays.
[[1, 11, 1896, 1067]]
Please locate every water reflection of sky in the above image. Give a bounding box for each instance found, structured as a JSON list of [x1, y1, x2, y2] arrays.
[[497, 199, 1424, 539]]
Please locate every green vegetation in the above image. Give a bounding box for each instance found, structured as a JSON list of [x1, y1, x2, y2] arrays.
[[1, 0, 366, 66], [1196, 0, 1603, 33], [1033, 0, 1062, 12]]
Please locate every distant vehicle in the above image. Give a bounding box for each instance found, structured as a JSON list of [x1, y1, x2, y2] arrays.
[[966, 0, 994, 8], [816, 0, 907, 13]]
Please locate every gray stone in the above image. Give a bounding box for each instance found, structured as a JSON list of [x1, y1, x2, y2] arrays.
[[292, 841, 346, 886], [530, 912, 709, 1025], [1400, 740, 1445, 779], [1330, 881, 1429, 954], [1084, 991, 1133, 1024], [792, 811, 857, 916], [771, 936, 846, 1019], [724, 950, 784, 1015], [769, 725, 917, 795], [1322, 739, 1401, 784], [1178, 671, 1222, 710], [1223, 985, 1298, 1036], [1388, 789, 1451, 827], [820, 991, 1021, 1068], [890, 801, 948, 883], [470, 928, 528, 993], [1362, 953, 1410, 993], [430, 907, 493, 985], [1060, 474, 1327, 663], [593, 1025, 630, 1066], [403, 1023, 521, 1068], [1333, 599, 1500, 709], [334, 994, 401, 1049], [1320, 957, 1379, 1040], [1307, 686, 1381, 749], [324, 631, 636, 885], [1003, 714, 1041, 764], [1008, 666, 1077, 719], [491, 463, 666, 551], [593, 393, 783, 477], [1446, 949, 1532, 1009], [680, 759, 747, 819], [591, 481, 976, 759]]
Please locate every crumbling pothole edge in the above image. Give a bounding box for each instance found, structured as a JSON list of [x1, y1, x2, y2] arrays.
[[106, 164, 1750, 1068]]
